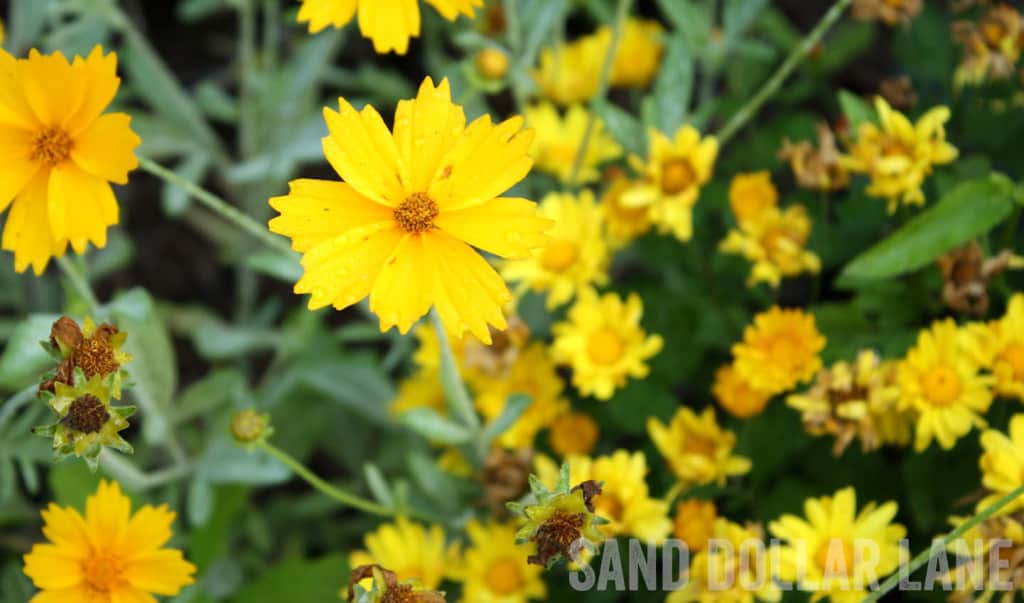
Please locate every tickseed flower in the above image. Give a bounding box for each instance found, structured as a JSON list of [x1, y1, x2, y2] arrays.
[[349, 517, 457, 592], [732, 307, 826, 396], [953, 4, 1024, 87], [672, 499, 718, 552], [851, 0, 923, 26], [452, 520, 546, 602], [728, 171, 778, 225], [268, 77, 550, 344], [531, 34, 606, 106], [476, 47, 510, 81], [524, 103, 622, 185], [548, 411, 600, 458], [0, 46, 140, 275], [668, 519, 781, 603], [937, 242, 1023, 316], [550, 288, 663, 400], [778, 124, 850, 193], [607, 18, 665, 89], [22, 480, 196, 602], [967, 294, 1024, 400], [769, 487, 906, 603], [978, 414, 1024, 516], [946, 512, 1024, 603], [787, 350, 911, 456], [840, 97, 958, 213], [712, 364, 772, 419], [898, 318, 993, 451], [297, 0, 481, 54], [720, 204, 821, 288], [647, 406, 752, 488], [36, 374, 134, 470], [41, 316, 132, 399], [600, 172, 653, 249], [500, 191, 608, 310], [623, 125, 719, 242], [346, 565, 446, 603]]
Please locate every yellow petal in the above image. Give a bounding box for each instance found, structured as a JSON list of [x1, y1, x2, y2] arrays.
[[84, 480, 130, 551], [22, 544, 85, 590], [71, 113, 140, 185], [109, 587, 159, 603], [269, 179, 393, 252], [369, 233, 434, 334], [19, 50, 88, 130], [66, 46, 119, 137], [435, 196, 549, 259], [29, 586, 92, 603], [0, 124, 40, 214], [392, 77, 465, 194], [425, 0, 481, 20], [297, 0, 357, 33], [323, 100, 404, 205], [357, 0, 421, 54], [120, 505, 176, 559], [49, 163, 117, 253], [40, 504, 91, 555], [0, 50, 40, 129], [426, 230, 510, 342], [297, 225, 403, 310], [123, 549, 196, 596], [1, 172, 65, 275]]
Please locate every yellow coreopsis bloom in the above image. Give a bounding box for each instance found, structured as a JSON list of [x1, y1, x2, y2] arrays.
[[672, 499, 718, 552], [0, 47, 140, 275], [623, 126, 718, 242], [647, 406, 752, 487], [524, 103, 622, 185], [601, 173, 653, 249], [22, 480, 196, 602], [297, 0, 481, 54], [349, 517, 457, 591], [712, 364, 772, 419], [391, 368, 447, 416], [531, 34, 606, 106], [769, 487, 906, 603], [729, 171, 779, 224], [978, 414, 1024, 516], [548, 411, 600, 457], [720, 205, 821, 288], [966, 294, 1024, 401], [500, 191, 608, 310], [452, 520, 546, 603], [840, 97, 958, 213], [551, 287, 663, 400], [269, 77, 550, 343], [899, 319, 993, 451], [607, 18, 665, 88], [732, 306, 826, 395], [668, 519, 781, 603]]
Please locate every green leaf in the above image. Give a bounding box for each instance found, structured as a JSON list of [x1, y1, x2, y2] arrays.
[[644, 36, 694, 136], [838, 90, 876, 132], [723, 0, 769, 36], [48, 461, 103, 509], [398, 408, 475, 445], [229, 555, 347, 603], [482, 393, 532, 443], [838, 174, 1016, 285], [0, 314, 59, 390], [594, 100, 647, 158], [363, 463, 394, 507], [657, 0, 713, 54]]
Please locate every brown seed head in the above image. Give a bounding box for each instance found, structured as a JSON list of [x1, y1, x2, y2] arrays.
[[65, 395, 109, 434]]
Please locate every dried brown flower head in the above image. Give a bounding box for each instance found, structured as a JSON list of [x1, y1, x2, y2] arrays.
[[937, 241, 1020, 316], [778, 124, 850, 192], [879, 76, 918, 109], [953, 4, 1024, 87], [482, 447, 533, 513], [852, 0, 923, 26], [347, 565, 446, 603]]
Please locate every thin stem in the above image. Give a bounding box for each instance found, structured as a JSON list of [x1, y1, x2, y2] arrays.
[[717, 0, 854, 146], [430, 309, 480, 430], [56, 256, 102, 316], [99, 449, 191, 492], [567, 0, 633, 187], [257, 440, 394, 517], [861, 483, 1024, 603], [137, 156, 294, 255]]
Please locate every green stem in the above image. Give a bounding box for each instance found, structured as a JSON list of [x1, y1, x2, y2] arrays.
[[137, 156, 294, 255], [430, 309, 480, 431], [861, 483, 1024, 603], [99, 449, 191, 492], [257, 440, 394, 517], [567, 0, 632, 187], [717, 0, 854, 146], [55, 256, 102, 316]]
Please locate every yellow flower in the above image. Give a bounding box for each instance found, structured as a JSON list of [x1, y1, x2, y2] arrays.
[[840, 97, 958, 213], [391, 368, 447, 416], [720, 205, 821, 288], [712, 364, 772, 419], [549, 411, 600, 457], [535, 450, 672, 543], [475, 343, 569, 449], [22, 480, 196, 602], [668, 519, 781, 603], [476, 47, 510, 80], [297, 0, 481, 54], [945, 513, 1024, 603], [550, 288, 663, 400], [607, 18, 665, 88], [898, 319, 993, 451], [452, 520, 546, 603], [601, 173, 653, 249], [672, 499, 717, 551], [0, 47, 140, 275], [728, 171, 778, 224], [531, 34, 605, 106], [966, 294, 1024, 401], [978, 414, 1024, 516], [647, 406, 752, 487], [349, 517, 457, 591], [732, 306, 826, 395], [769, 487, 906, 603], [500, 191, 608, 310], [524, 103, 622, 185], [269, 77, 550, 344], [623, 126, 718, 242]]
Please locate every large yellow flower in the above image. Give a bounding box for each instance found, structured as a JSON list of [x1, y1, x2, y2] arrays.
[[840, 97, 958, 213], [551, 287, 663, 400], [720, 205, 821, 288], [452, 520, 546, 603], [22, 480, 196, 602], [728, 171, 778, 224], [349, 517, 457, 590], [898, 319, 993, 451], [535, 450, 672, 543], [732, 306, 826, 395], [500, 191, 608, 310], [668, 518, 781, 603], [623, 126, 718, 242], [647, 406, 751, 487], [977, 414, 1024, 516], [524, 103, 622, 185], [770, 487, 906, 603], [269, 77, 550, 343], [712, 364, 772, 419], [531, 34, 606, 106], [966, 293, 1024, 401], [297, 0, 481, 54], [607, 18, 665, 89], [0, 47, 139, 275]]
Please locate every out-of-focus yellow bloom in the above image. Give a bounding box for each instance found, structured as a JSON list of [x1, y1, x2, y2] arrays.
[[851, 0, 922, 26], [732, 307, 826, 396], [769, 487, 906, 603], [269, 77, 550, 343], [548, 411, 600, 457], [501, 191, 608, 310], [978, 414, 1024, 517], [898, 319, 993, 452], [452, 520, 546, 603], [551, 288, 663, 400], [297, 0, 481, 54], [0, 47, 140, 275], [779, 124, 850, 193], [647, 406, 751, 487], [712, 364, 772, 419], [945, 513, 1024, 603], [476, 46, 510, 80], [672, 499, 718, 552], [391, 368, 447, 416], [524, 103, 621, 185], [623, 126, 718, 242], [720, 205, 821, 288], [668, 519, 781, 603], [840, 97, 958, 213], [787, 350, 911, 456], [953, 4, 1024, 87], [531, 34, 605, 106], [535, 450, 672, 543], [966, 294, 1024, 401], [607, 18, 665, 88], [601, 173, 653, 249], [349, 517, 457, 591], [728, 171, 778, 224]]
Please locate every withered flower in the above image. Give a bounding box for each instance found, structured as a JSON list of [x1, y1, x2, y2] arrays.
[[879, 76, 918, 109], [482, 447, 533, 514], [953, 3, 1024, 87], [937, 241, 1023, 316], [40, 316, 132, 399], [852, 0, 924, 26], [947, 512, 1024, 603], [778, 124, 850, 192], [462, 315, 531, 380], [347, 565, 446, 603]]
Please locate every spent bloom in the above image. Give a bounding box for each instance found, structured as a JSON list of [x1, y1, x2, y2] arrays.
[[647, 406, 752, 488], [41, 316, 132, 399], [778, 124, 850, 193], [524, 103, 622, 185], [937, 241, 1023, 316], [732, 306, 826, 396], [348, 517, 457, 592], [720, 204, 821, 288], [945, 513, 1024, 603], [346, 565, 446, 603], [953, 3, 1024, 87]]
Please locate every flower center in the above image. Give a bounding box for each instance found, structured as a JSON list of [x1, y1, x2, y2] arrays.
[[814, 538, 856, 578], [539, 239, 579, 273], [31, 126, 73, 167], [661, 158, 696, 195], [1000, 343, 1024, 381], [879, 136, 912, 159], [83, 552, 123, 593], [921, 365, 962, 406], [393, 193, 439, 233], [587, 329, 625, 366], [381, 584, 417, 603], [982, 19, 1008, 47], [485, 557, 524, 595], [74, 335, 119, 378], [66, 395, 109, 434], [682, 432, 717, 457]]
